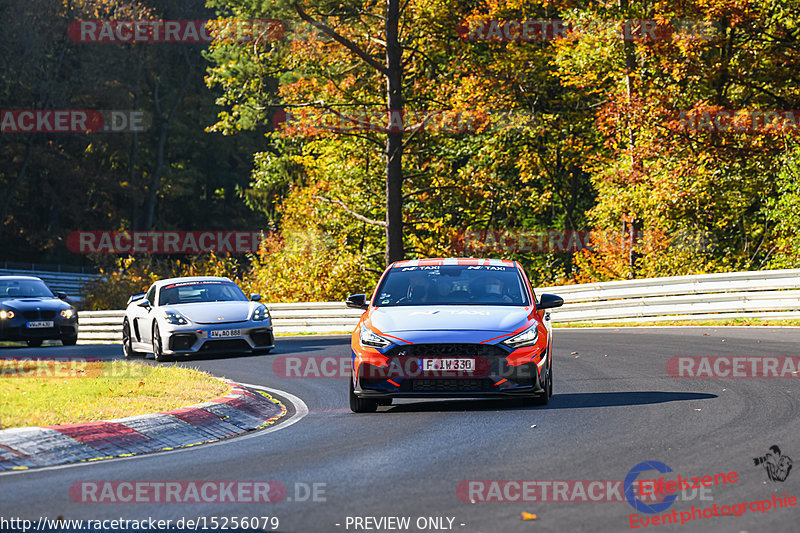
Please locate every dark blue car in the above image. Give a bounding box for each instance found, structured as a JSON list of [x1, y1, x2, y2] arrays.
[[0, 276, 79, 346]]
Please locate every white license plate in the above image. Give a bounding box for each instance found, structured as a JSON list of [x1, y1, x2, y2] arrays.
[[420, 358, 475, 371], [27, 321, 54, 328], [208, 329, 241, 338]]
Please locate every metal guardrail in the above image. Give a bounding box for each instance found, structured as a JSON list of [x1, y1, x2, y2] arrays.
[[75, 269, 800, 344], [76, 303, 362, 344], [0, 267, 101, 302]]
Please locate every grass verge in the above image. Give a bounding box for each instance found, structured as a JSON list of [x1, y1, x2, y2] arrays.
[[0, 360, 230, 429]]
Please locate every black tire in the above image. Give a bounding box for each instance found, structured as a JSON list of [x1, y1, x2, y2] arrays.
[[26, 339, 43, 347], [152, 323, 171, 362], [122, 319, 143, 358], [61, 334, 78, 346], [533, 358, 552, 406], [520, 358, 551, 407], [349, 377, 377, 413]]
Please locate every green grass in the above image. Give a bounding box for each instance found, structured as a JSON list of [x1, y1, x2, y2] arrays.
[[0, 360, 231, 429]]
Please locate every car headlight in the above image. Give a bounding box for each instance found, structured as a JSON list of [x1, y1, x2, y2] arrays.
[[60, 309, 76, 319], [0, 309, 15, 319], [502, 325, 540, 349], [359, 326, 392, 349], [163, 310, 189, 325], [252, 304, 270, 321]]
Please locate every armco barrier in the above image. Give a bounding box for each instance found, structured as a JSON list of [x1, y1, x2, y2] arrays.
[[76, 303, 364, 345], [0, 266, 100, 302], [75, 269, 800, 344]]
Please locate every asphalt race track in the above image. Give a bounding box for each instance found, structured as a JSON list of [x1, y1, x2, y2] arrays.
[[1, 327, 799, 533]]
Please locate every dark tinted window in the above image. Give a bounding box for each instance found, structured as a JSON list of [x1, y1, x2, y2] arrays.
[[374, 265, 529, 306], [146, 285, 156, 305], [0, 279, 54, 299], [159, 281, 247, 305]]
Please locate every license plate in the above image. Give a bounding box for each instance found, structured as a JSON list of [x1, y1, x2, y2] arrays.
[[420, 358, 475, 371], [27, 321, 54, 328], [208, 329, 241, 338]]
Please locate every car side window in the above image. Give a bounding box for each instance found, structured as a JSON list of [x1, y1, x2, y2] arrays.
[[146, 285, 156, 306]]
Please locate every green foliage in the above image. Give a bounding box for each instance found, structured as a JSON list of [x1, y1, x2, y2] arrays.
[[82, 254, 246, 310], [6, 0, 800, 297], [248, 229, 379, 303], [0, 0, 265, 264], [764, 142, 800, 269]]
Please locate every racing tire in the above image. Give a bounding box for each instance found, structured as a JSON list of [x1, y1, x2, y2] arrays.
[[533, 359, 552, 406], [153, 324, 172, 362], [122, 319, 143, 358], [349, 377, 378, 413], [61, 334, 78, 346], [521, 360, 551, 407], [26, 339, 43, 347]]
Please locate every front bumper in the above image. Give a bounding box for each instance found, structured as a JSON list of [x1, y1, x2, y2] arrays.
[[160, 322, 274, 355], [353, 343, 547, 399], [0, 317, 78, 341]]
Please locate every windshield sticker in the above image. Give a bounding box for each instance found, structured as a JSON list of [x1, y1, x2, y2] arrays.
[[466, 265, 512, 271], [400, 265, 440, 271], [162, 280, 226, 290]]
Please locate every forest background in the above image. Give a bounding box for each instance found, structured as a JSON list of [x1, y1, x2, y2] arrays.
[[1, 0, 799, 308]]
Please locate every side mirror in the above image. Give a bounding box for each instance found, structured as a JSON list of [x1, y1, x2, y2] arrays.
[[137, 299, 151, 309], [127, 293, 145, 306], [537, 293, 564, 310], [55, 291, 68, 300], [346, 294, 369, 310], [250, 293, 262, 302]]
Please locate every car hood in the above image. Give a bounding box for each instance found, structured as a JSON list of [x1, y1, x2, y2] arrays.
[[367, 305, 531, 335], [0, 297, 70, 311], [166, 301, 254, 324]]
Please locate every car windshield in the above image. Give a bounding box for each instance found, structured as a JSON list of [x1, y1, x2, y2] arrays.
[[374, 265, 529, 306], [159, 281, 247, 305], [0, 279, 55, 299]]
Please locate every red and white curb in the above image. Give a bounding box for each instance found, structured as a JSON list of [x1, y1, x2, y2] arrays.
[[0, 381, 286, 471]]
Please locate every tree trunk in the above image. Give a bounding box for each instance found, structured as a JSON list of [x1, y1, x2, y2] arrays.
[[130, 48, 143, 230], [384, 0, 404, 266], [143, 51, 192, 230], [144, 123, 169, 231], [619, 0, 641, 277]]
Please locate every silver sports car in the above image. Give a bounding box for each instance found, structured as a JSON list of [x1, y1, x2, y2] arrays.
[[122, 276, 274, 361]]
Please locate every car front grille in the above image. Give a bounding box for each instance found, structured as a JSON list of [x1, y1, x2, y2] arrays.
[[410, 379, 490, 392], [200, 339, 251, 352], [20, 310, 57, 320], [250, 329, 273, 346], [386, 343, 508, 358], [19, 327, 58, 337], [170, 333, 197, 351]]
